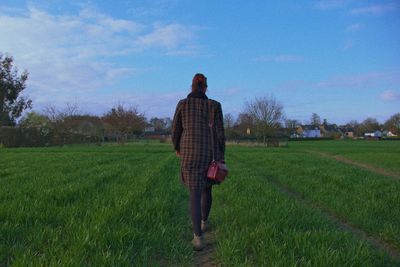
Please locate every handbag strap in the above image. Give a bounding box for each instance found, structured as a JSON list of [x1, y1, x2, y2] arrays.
[[208, 100, 215, 161]]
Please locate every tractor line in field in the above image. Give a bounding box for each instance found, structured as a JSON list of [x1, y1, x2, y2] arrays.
[[304, 150, 400, 181], [264, 175, 400, 262], [188, 200, 218, 267], [193, 229, 218, 267]]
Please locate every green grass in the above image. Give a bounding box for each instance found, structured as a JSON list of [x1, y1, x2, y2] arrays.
[[229, 148, 400, 249], [1, 141, 399, 266], [0, 145, 192, 266], [290, 140, 400, 174], [213, 151, 396, 266]]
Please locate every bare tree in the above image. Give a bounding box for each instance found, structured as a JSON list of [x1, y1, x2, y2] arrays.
[[42, 103, 83, 145], [44, 103, 79, 122], [384, 113, 400, 134], [149, 117, 168, 131], [163, 117, 172, 131], [310, 113, 321, 127], [224, 113, 234, 129], [63, 103, 79, 118], [359, 117, 380, 134], [245, 96, 284, 143], [234, 112, 254, 137], [345, 120, 361, 136], [285, 119, 300, 135]]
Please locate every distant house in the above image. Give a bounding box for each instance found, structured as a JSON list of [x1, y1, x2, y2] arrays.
[[145, 127, 155, 133], [338, 126, 355, 138], [365, 130, 382, 138], [290, 133, 301, 138], [320, 122, 341, 138], [297, 125, 321, 138], [383, 130, 397, 137], [296, 125, 320, 138], [296, 126, 305, 136], [303, 129, 321, 138]]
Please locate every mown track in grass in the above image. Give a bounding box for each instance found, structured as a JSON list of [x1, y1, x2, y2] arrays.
[[211, 148, 397, 266], [0, 145, 193, 266], [213, 141, 400, 265], [290, 140, 400, 174], [266, 175, 400, 262], [229, 148, 400, 250], [304, 150, 400, 181], [193, 221, 217, 266]]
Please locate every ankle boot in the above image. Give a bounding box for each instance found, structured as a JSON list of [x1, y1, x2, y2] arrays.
[[201, 220, 210, 232], [191, 234, 206, 251]]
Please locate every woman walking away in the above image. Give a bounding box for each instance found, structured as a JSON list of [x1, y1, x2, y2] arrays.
[[172, 73, 226, 251]]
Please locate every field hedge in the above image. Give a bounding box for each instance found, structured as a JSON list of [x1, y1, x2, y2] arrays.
[[289, 137, 334, 141], [0, 127, 101, 147]]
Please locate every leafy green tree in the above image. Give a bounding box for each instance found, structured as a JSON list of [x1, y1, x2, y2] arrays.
[[103, 104, 146, 143], [19, 111, 48, 128], [0, 54, 32, 126]]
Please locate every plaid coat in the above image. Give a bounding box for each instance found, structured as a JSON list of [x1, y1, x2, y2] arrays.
[[172, 93, 225, 190]]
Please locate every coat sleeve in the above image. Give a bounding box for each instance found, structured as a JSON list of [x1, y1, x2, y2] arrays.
[[172, 100, 183, 151], [215, 102, 226, 159]]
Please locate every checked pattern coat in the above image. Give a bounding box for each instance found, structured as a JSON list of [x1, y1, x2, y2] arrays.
[[172, 94, 225, 190]]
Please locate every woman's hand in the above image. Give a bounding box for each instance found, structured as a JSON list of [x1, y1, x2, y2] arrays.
[[175, 151, 181, 157]]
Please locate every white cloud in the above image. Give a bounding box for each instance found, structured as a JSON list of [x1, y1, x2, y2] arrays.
[[315, 71, 400, 89], [341, 39, 355, 50], [0, 6, 200, 111], [380, 90, 400, 101], [345, 23, 362, 32], [138, 23, 196, 50], [314, 0, 350, 10], [207, 87, 242, 99], [254, 54, 304, 63], [350, 3, 399, 15], [128, 0, 179, 19], [274, 71, 400, 92]]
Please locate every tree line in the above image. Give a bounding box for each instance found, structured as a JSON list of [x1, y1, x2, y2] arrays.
[[1, 53, 399, 147]]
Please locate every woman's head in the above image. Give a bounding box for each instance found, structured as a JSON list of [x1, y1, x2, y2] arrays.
[[191, 73, 207, 93]]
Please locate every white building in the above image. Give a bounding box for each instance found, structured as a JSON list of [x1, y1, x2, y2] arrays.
[[364, 130, 382, 138], [303, 129, 321, 138]]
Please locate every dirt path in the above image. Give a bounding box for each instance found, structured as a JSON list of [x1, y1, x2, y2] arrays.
[[193, 229, 218, 267], [265, 176, 400, 262], [305, 150, 400, 181]]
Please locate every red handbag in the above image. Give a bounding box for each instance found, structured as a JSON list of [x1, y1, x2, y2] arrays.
[[207, 160, 228, 182], [207, 100, 228, 183]]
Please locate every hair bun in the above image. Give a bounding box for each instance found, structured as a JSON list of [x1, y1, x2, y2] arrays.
[[191, 73, 207, 92]]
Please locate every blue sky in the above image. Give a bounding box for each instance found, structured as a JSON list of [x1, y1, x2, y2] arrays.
[[0, 0, 399, 124]]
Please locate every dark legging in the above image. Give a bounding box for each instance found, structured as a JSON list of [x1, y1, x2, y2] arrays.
[[190, 186, 212, 236]]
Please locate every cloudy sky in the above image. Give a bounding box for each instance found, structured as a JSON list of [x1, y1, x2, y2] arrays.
[[0, 0, 399, 124]]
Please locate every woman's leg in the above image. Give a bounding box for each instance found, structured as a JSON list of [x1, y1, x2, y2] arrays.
[[201, 186, 212, 221], [189, 189, 202, 236]]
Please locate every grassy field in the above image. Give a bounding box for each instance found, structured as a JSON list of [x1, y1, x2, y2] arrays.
[[290, 140, 400, 173], [0, 141, 399, 266]]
